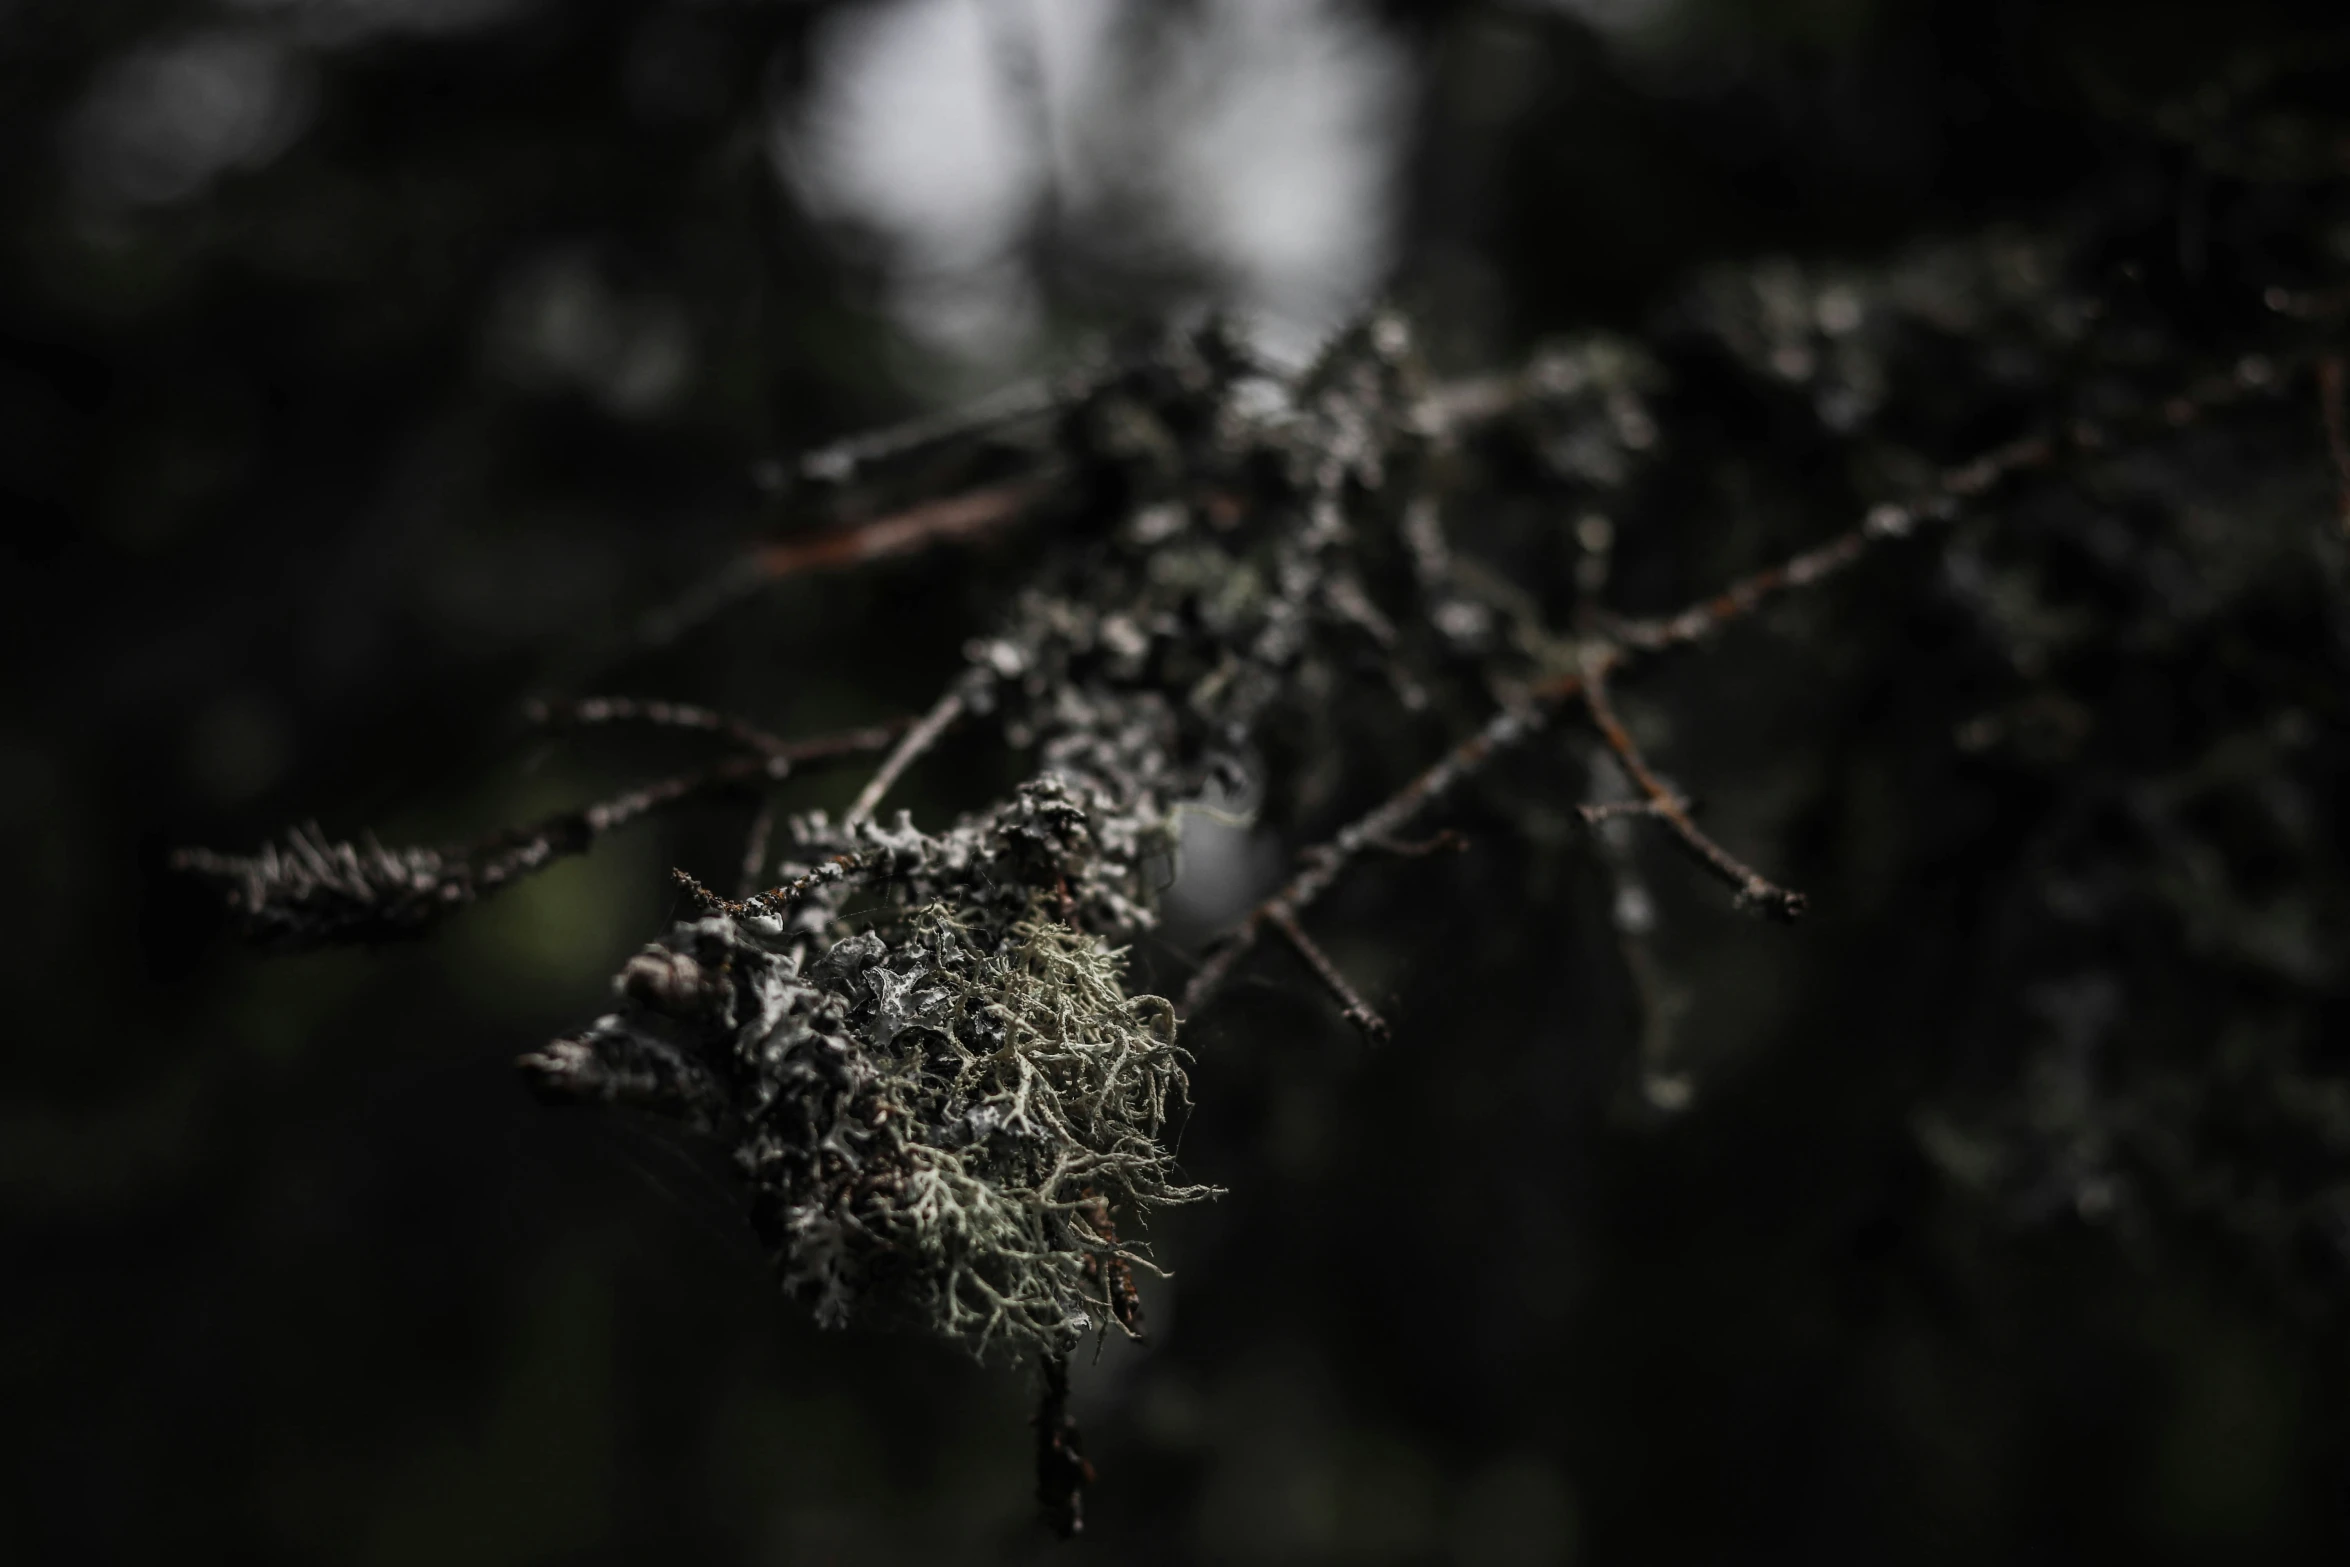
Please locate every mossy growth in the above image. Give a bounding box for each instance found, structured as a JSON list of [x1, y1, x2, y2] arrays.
[[525, 777, 1212, 1360], [788, 904, 1198, 1352]]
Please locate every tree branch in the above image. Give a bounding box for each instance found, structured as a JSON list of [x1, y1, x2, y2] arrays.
[[1577, 649, 1806, 920], [527, 695, 794, 757], [845, 689, 967, 824], [176, 720, 902, 949], [795, 376, 1071, 484], [754, 482, 1041, 582], [1268, 908, 1390, 1042], [1612, 354, 2297, 656], [528, 698, 905, 767], [1033, 1353, 1092, 1539], [1179, 699, 1560, 1019]]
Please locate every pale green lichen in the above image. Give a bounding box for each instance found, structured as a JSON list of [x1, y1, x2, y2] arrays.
[[797, 907, 1199, 1351], [526, 776, 1214, 1359]]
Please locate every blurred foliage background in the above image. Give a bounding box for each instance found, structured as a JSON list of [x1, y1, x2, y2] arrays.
[[7, 0, 2350, 1561]]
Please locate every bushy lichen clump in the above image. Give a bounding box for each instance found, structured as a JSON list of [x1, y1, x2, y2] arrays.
[[523, 777, 1209, 1357]]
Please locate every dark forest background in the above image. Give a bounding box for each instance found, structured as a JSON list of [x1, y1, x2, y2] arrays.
[[8, 1, 2350, 1562]]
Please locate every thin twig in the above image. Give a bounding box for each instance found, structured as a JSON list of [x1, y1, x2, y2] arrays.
[[846, 689, 966, 824], [1267, 908, 1390, 1042], [796, 375, 1071, 484], [1179, 698, 1561, 1019], [625, 484, 1046, 654], [767, 720, 913, 768], [1610, 523, 1882, 654], [1033, 1353, 1092, 1539], [1576, 798, 1684, 824], [529, 695, 792, 756], [1368, 828, 1469, 858], [572, 754, 782, 836], [178, 717, 907, 949], [1583, 746, 1691, 1114], [673, 853, 863, 918], [175, 753, 788, 947], [471, 749, 806, 896], [754, 482, 1041, 582], [1578, 649, 1805, 920], [2319, 355, 2350, 536], [528, 698, 906, 769], [1611, 355, 2298, 656]]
